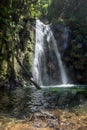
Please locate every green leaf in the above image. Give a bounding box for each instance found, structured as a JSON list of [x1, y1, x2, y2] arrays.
[[43, 4, 48, 8]]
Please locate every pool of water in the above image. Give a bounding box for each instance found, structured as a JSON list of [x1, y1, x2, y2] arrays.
[[0, 85, 87, 119]]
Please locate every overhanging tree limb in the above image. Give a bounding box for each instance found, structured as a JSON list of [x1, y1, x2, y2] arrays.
[[15, 54, 41, 89]]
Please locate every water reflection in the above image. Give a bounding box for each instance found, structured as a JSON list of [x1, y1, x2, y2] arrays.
[[0, 86, 87, 118]]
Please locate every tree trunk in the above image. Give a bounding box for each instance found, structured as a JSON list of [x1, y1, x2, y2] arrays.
[[15, 55, 41, 89]]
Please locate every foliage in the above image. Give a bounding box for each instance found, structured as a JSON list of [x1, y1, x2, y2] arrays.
[[31, 0, 51, 18], [47, 0, 87, 44], [0, 0, 38, 82]]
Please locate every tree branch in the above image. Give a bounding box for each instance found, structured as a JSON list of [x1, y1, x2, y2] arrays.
[[15, 54, 41, 89]]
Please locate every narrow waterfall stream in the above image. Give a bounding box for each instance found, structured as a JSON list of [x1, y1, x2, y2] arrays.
[[33, 20, 68, 86], [49, 30, 68, 84]]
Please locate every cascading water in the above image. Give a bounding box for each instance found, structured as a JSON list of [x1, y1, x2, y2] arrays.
[[33, 20, 68, 86], [49, 30, 68, 84], [33, 20, 48, 85]]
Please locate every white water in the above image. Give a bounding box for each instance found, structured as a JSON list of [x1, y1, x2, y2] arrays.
[[33, 20, 47, 85], [45, 24, 68, 84], [50, 31, 68, 84], [41, 84, 75, 88], [33, 20, 68, 86]]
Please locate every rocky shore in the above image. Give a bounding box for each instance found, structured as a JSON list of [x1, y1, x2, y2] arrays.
[[0, 108, 87, 130]]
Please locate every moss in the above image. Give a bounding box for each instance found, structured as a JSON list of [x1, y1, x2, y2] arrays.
[[0, 60, 8, 80]]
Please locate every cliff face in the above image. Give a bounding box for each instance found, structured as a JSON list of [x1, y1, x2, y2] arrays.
[[0, 1, 35, 88], [63, 41, 87, 84], [47, 0, 87, 84], [0, 21, 34, 88], [51, 23, 87, 84]]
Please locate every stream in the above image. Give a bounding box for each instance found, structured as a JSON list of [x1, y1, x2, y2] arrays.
[[0, 85, 87, 119]]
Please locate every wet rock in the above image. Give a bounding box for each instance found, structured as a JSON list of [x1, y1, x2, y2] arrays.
[[6, 124, 32, 130], [77, 126, 87, 130], [0, 126, 5, 130], [6, 123, 51, 130], [0, 109, 87, 130]]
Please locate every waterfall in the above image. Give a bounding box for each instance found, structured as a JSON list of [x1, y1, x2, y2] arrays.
[[33, 20, 68, 86], [48, 30, 68, 84]]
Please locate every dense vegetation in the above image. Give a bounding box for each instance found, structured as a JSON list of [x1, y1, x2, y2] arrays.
[[0, 0, 37, 87], [0, 0, 87, 88]]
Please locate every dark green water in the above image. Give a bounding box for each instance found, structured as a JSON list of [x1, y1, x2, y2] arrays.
[[0, 85, 87, 119]]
